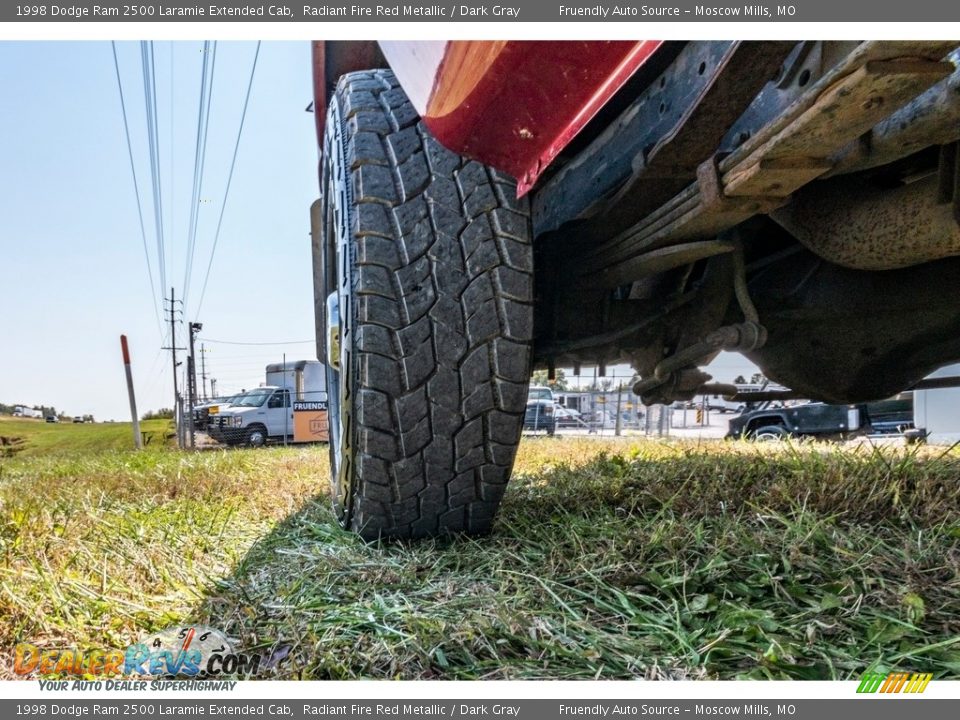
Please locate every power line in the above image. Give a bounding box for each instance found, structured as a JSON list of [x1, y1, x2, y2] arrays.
[[195, 41, 262, 317], [110, 41, 163, 337], [135, 326, 170, 403], [201, 337, 313, 346], [182, 40, 218, 314], [140, 41, 167, 297], [168, 41, 175, 298]]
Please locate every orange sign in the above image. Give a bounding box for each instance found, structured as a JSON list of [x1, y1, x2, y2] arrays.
[[293, 402, 329, 443]]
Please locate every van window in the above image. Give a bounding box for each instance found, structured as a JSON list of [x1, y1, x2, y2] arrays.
[[232, 389, 271, 408], [267, 390, 291, 409]]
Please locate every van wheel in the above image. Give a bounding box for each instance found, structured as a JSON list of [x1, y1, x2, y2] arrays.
[[320, 70, 533, 540], [246, 425, 267, 448]]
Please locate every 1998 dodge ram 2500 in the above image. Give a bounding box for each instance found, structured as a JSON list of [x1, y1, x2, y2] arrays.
[[310, 40, 960, 539]]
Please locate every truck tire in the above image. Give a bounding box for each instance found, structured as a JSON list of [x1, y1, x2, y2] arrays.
[[320, 70, 534, 540], [752, 425, 790, 442]]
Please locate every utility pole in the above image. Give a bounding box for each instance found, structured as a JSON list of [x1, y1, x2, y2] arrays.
[[187, 322, 202, 448], [200, 343, 208, 400], [162, 288, 186, 449], [210, 377, 217, 398]]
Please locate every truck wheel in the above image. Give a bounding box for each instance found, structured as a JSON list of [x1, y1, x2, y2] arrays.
[[752, 425, 789, 442], [246, 425, 267, 448], [320, 70, 533, 540]]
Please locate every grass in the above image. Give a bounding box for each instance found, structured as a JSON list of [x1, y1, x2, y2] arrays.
[[0, 436, 958, 680], [0, 416, 172, 457]]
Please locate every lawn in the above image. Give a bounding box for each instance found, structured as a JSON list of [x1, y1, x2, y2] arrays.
[[0, 416, 172, 457], [0, 436, 958, 680]]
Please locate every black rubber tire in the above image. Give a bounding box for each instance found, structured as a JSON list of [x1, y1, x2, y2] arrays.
[[320, 70, 534, 540], [751, 425, 790, 442]]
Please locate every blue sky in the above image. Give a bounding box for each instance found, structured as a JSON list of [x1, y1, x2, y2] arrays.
[[0, 39, 755, 421], [0, 41, 320, 420]]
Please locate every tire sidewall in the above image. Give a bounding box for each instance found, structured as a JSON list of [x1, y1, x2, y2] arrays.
[[753, 425, 788, 441], [322, 95, 358, 528]]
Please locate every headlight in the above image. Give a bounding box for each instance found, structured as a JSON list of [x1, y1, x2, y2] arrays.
[[232, 416, 244, 428], [543, 404, 553, 415]]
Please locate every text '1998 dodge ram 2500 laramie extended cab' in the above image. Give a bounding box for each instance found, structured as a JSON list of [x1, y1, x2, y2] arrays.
[[310, 40, 960, 539]]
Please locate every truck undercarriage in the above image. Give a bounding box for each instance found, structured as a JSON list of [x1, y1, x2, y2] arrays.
[[529, 40, 960, 405], [312, 40, 960, 538]]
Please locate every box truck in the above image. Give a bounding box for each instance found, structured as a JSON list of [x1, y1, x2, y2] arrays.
[[207, 360, 328, 447]]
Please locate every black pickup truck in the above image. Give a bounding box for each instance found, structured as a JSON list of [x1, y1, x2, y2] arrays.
[[727, 394, 914, 441]]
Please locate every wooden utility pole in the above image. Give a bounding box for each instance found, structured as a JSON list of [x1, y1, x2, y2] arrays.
[[120, 335, 142, 449], [162, 288, 186, 449], [168, 289, 179, 418]]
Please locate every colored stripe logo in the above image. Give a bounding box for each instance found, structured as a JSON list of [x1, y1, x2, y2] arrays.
[[857, 672, 932, 694]]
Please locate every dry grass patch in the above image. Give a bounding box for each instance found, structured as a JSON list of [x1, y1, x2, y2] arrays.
[[1, 438, 958, 679]]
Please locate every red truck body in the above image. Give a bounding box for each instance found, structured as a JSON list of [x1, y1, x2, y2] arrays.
[[312, 40, 662, 194]]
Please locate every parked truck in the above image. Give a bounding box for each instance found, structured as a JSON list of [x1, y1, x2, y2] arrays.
[[312, 40, 960, 539], [208, 361, 328, 447], [727, 394, 914, 441]]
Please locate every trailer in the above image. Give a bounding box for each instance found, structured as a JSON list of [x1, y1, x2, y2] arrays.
[[913, 364, 960, 444], [12, 406, 43, 419]]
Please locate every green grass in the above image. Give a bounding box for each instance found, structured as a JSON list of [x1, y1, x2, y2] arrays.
[[0, 437, 958, 680], [0, 417, 172, 457]]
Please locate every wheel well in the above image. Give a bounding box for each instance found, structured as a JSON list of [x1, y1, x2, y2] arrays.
[[745, 416, 786, 433]]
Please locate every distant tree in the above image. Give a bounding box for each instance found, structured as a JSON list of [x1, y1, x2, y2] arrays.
[[733, 375, 747, 385], [142, 408, 175, 420], [750, 373, 766, 385], [530, 368, 569, 391]]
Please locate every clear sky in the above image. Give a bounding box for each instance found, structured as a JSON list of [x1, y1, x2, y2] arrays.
[[0, 40, 756, 421], [1, 41, 320, 420]]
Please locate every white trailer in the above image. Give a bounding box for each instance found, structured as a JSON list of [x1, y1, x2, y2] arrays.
[[13, 406, 43, 419], [913, 364, 960, 444]]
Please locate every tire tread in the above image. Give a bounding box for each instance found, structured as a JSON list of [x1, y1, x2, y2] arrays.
[[333, 70, 533, 539]]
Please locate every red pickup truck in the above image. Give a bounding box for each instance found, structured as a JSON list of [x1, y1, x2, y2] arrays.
[[311, 40, 960, 539]]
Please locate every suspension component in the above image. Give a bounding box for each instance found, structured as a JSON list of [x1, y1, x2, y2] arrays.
[[632, 321, 768, 404]]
